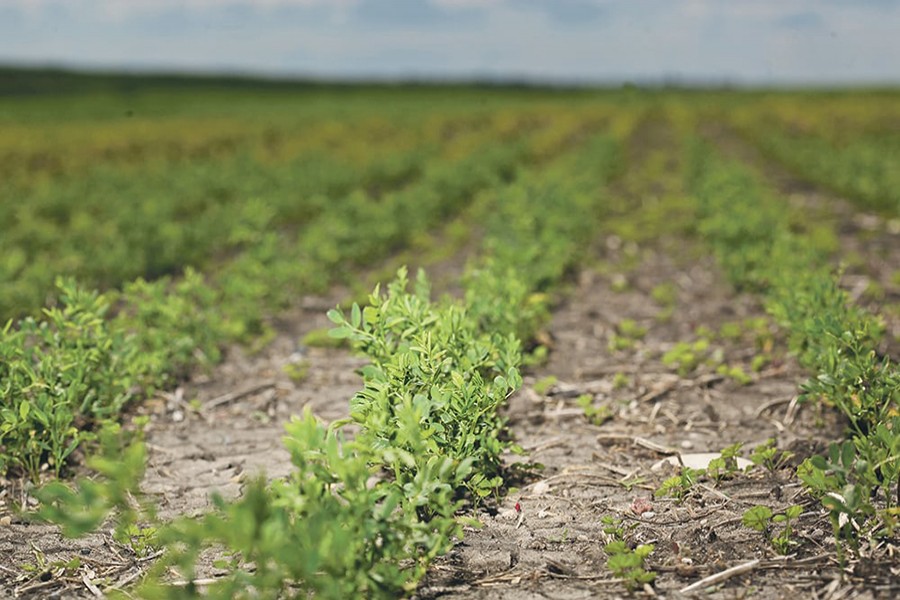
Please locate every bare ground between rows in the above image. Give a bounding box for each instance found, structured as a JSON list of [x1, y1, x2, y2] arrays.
[[419, 236, 899, 599], [0, 231, 476, 598]]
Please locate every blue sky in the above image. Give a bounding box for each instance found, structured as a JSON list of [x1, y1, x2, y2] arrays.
[[1, 0, 899, 85]]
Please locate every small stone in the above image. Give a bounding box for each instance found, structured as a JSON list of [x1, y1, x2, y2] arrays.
[[680, 440, 694, 449], [498, 508, 518, 520], [531, 480, 551, 496], [0, 515, 12, 526]]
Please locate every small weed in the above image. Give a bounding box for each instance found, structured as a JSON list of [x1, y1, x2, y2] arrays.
[[610, 274, 630, 293], [716, 364, 752, 385], [612, 372, 631, 390], [749, 439, 794, 475], [605, 541, 656, 591], [707, 442, 745, 482], [650, 282, 678, 307], [282, 360, 311, 383], [601, 515, 656, 591], [662, 339, 709, 376], [742, 504, 803, 555], [577, 394, 613, 426], [750, 353, 771, 372], [534, 376, 558, 395], [609, 319, 647, 352], [654, 467, 704, 502]]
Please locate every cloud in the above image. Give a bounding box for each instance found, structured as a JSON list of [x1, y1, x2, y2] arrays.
[[353, 0, 481, 28], [776, 11, 825, 29], [0, 0, 898, 84], [518, 0, 606, 25]]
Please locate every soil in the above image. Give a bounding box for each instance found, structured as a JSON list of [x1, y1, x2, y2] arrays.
[[2, 126, 899, 599]]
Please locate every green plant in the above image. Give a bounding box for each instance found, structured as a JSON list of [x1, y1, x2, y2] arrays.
[[282, 360, 310, 383], [612, 372, 631, 390], [749, 439, 794, 475], [577, 394, 613, 426], [742, 504, 803, 555], [707, 442, 745, 482], [662, 339, 709, 376], [533, 376, 558, 395], [301, 327, 349, 348], [716, 364, 752, 385], [328, 268, 521, 499], [600, 515, 656, 592], [650, 282, 678, 307], [605, 541, 656, 591], [654, 467, 704, 502], [609, 318, 647, 352]]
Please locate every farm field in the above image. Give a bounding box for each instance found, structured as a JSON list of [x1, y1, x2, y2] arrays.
[[1, 74, 899, 598]]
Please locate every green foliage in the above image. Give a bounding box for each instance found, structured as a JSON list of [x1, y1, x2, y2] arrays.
[[707, 442, 745, 482], [34, 422, 152, 545], [748, 439, 794, 475], [736, 116, 900, 215], [301, 327, 348, 349], [609, 318, 647, 352], [0, 108, 557, 479], [742, 504, 803, 555], [328, 268, 521, 499], [650, 282, 678, 307], [654, 467, 704, 502], [25, 116, 628, 596], [533, 376, 558, 395], [661, 339, 709, 376], [604, 541, 656, 590], [686, 140, 900, 558], [1, 281, 137, 479], [577, 394, 613, 426], [140, 410, 464, 599], [601, 516, 656, 591]]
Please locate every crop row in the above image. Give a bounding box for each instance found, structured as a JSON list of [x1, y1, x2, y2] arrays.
[[686, 139, 899, 551], [32, 124, 628, 598], [729, 98, 900, 215], [2, 100, 582, 320], [2, 105, 617, 481]]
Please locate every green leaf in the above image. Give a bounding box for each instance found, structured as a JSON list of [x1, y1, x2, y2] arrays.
[[784, 505, 803, 519], [840, 441, 855, 470], [742, 505, 773, 531], [328, 326, 352, 339]]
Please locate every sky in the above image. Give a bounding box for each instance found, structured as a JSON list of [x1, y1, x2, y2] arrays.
[[1, 0, 899, 85]]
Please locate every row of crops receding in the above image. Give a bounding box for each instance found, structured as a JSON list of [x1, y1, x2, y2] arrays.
[[1, 99, 617, 482], [30, 121, 630, 597], [1, 84, 899, 597]]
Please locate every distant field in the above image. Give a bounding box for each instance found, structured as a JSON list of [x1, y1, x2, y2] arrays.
[[1, 70, 898, 599]]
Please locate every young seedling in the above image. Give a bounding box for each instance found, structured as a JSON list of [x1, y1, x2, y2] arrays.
[[533, 376, 558, 395], [707, 442, 745, 482], [749, 439, 794, 476], [742, 505, 803, 555], [654, 467, 704, 502], [601, 516, 656, 591], [605, 541, 656, 591], [577, 394, 613, 426], [609, 319, 648, 352]]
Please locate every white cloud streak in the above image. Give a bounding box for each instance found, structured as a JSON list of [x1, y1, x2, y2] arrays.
[[0, 0, 898, 84]]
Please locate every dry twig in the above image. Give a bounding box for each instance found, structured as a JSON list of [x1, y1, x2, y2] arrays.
[[680, 558, 760, 594]]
